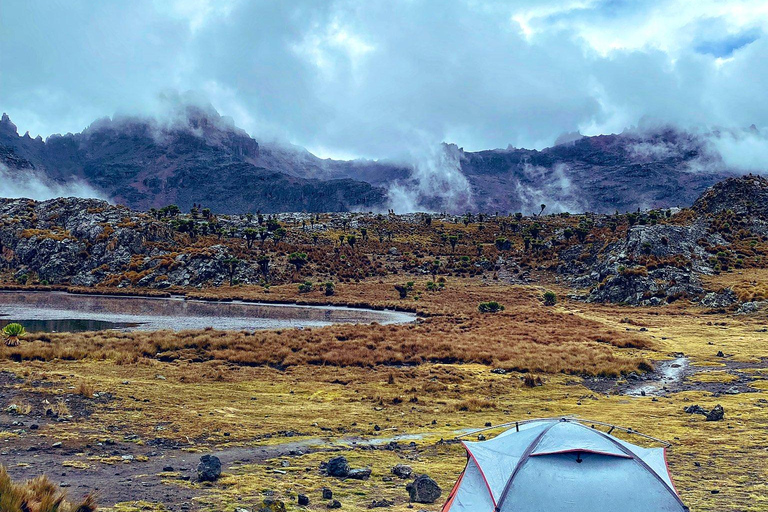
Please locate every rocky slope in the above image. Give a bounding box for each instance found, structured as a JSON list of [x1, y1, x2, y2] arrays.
[[1, 107, 744, 214], [564, 175, 768, 305], [0, 176, 766, 309]]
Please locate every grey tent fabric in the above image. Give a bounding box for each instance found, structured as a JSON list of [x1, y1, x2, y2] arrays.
[[441, 419, 688, 512]]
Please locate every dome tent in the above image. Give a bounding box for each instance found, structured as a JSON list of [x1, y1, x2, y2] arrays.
[[441, 418, 688, 512]]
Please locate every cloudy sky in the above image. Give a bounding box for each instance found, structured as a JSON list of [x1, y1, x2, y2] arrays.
[[2, 0, 768, 159]]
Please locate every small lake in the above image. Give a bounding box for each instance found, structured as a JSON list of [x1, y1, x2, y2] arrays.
[[0, 291, 416, 333]]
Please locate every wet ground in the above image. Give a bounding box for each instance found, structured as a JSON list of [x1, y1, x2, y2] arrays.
[[582, 354, 767, 397]]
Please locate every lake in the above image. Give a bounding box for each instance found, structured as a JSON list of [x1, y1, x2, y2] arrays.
[[0, 291, 416, 333]]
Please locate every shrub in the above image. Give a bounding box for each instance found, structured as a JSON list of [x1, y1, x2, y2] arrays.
[[478, 301, 504, 313], [324, 282, 335, 296], [542, 291, 557, 306], [298, 281, 313, 293], [494, 237, 512, 251]]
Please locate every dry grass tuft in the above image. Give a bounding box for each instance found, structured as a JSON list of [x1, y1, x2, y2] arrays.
[[0, 465, 96, 512]]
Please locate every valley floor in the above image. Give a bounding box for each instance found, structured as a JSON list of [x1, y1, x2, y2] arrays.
[[1, 279, 767, 512]]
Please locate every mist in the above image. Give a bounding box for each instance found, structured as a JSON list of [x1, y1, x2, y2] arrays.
[[0, 164, 105, 202]]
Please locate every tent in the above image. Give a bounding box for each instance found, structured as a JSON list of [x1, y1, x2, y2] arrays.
[[441, 418, 688, 512]]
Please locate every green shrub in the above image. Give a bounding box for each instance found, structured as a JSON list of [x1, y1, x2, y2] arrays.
[[542, 291, 557, 306], [478, 301, 504, 313], [298, 281, 313, 293]]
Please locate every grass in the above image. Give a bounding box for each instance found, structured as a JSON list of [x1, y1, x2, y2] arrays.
[[0, 282, 650, 377], [0, 465, 96, 512]]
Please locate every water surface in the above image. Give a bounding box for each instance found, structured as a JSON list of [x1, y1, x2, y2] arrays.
[[0, 291, 415, 332]]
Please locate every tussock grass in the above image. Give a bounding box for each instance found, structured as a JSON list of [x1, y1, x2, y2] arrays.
[[0, 465, 96, 512], [1, 310, 650, 376]]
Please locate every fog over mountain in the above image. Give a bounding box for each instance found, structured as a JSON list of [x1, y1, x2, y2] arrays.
[[1, 1, 767, 211]]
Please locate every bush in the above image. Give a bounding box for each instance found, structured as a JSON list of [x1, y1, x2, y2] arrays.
[[542, 291, 557, 306], [324, 282, 335, 296], [298, 281, 313, 293], [478, 301, 504, 313]]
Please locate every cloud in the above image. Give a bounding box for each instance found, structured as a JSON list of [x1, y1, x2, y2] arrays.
[[0, 163, 106, 201], [2, 0, 768, 162]]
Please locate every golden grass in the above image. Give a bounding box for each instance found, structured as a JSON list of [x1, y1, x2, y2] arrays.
[[0, 282, 650, 377], [0, 465, 96, 512]]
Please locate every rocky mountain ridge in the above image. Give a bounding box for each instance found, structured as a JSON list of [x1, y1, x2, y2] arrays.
[[0, 107, 750, 214]]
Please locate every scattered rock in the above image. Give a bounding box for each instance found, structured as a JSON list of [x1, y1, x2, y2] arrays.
[[391, 464, 413, 479], [298, 494, 310, 506], [347, 468, 372, 480], [369, 499, 394, 508], [683, 405, 708, 415], [327, 499, 342, 509], [406, 474, 442, 504], [706, 404, 725, 421], [716, 351, 725, 357], [326, 456, 350, 477], [197, 454, 222, 482], [322, 488, 333, 499]]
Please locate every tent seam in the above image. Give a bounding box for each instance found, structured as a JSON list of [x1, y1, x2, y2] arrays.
[[494, 421, 558, 512], [461, 441, 498, 509]]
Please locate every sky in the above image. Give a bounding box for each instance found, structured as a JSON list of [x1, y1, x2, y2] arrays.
[[2, 0, 768, 161]]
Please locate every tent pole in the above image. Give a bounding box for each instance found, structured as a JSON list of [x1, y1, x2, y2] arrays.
[[455, 416, 672, 447]]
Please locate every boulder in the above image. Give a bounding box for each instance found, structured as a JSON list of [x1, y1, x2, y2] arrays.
[[327, 499, 342, 509], [684, 405, 707, 415], [406, 474, 442, 504], [197, 454, 222, 482], [326, 456, 350, 477], [322, 488, 333, 499], [391, 464, 413, 479], [706, 404, 725, 421], [298, 494, 310, 506], [347, 468, 372, 480]]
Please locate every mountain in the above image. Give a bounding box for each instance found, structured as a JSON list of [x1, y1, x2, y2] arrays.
[[0, 107, 741, 214], [0, 108, 393, 213]]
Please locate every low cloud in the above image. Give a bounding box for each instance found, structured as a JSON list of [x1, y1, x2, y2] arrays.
[[387, 143, 474, 213], [0, 163, 105, 201]]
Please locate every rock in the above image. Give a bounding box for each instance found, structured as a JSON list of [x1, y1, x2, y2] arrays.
[[716, 351, 725, 357], [197, 454, 222, 482], [724, 386, 741, 395], [257, 499, 286, 512], [298, 494, 310, 506], [163, 466, 174, 472], [347, 468, 372, 480], [326, 456, 350, 477], [391, 464, 413, 479], [369, 499, 394, 508], [738, 301, 768, 314], [322, 488, 333, 499], [706, 404, 725, 421], [52, 442, 62, 448], [327, 499, 342, 509], [406, 474, 442, 504], [683, 405, 708, 415]]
